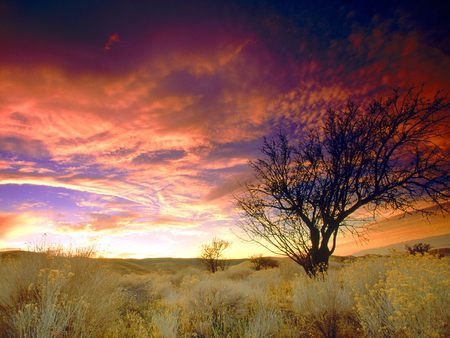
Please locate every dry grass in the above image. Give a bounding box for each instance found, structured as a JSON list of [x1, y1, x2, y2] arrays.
[[0, 249, 448, 337], [0, 249, 122, 337]]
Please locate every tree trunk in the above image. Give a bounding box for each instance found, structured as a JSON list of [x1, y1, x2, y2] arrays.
[[303, 246, 331, 277]]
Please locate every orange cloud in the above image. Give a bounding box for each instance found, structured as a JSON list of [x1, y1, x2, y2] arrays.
[[0, 213, 20, 237], [0, 9, 448, 258], [0, 212, 53, 240]]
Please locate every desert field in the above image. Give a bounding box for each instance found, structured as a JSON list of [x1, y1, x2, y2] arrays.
[[0, 249, 448, 338], [1, 1, 449, 337]]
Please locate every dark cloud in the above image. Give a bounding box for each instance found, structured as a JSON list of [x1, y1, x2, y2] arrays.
[[103, 33, 120, 51], [103, 144, 140, 158], [154, 70, 223, 98], [132, 149, 186, 165], [0, 136, 49, 159], [9, 112, 29, 124], [205, 140, 261, 161], [57, 131, 111, 147], [1, 0, 447, 75]]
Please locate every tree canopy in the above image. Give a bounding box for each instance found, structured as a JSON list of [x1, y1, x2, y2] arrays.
[[236, 89, 449, 276]]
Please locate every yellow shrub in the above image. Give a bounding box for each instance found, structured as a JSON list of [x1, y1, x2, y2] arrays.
[[0, 253, 123, 337], [352, 254, 450, 337], [1, 251, 448, 337]]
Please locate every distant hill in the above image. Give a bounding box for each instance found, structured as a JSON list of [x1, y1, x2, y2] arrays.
[[0, 251, 250, 275], [335, 204, 449, 256], [99, 257, 249, 275], [429, 248, 450, 257], [2, 205, 448, 276], [353, 233, 450, 256]]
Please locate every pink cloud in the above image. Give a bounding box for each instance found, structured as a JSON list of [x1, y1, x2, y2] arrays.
[[0, 10, 448, 257], [0, 213, 20, 237]]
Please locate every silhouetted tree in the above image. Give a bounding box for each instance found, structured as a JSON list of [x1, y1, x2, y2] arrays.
[[406, 242, 431, 255], [249, 254, 279, 270], [199, 238, 230, 273], [236, 89, 449, 276]]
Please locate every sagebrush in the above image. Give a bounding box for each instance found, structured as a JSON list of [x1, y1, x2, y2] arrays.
[[0, 250, 448, 337]]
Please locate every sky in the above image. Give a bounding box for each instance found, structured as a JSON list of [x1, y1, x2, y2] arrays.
[[0, 0, 449, 258]]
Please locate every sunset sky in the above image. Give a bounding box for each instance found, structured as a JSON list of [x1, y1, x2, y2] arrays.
[[0, 0, 448, 258]]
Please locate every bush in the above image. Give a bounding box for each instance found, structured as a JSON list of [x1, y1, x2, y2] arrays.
[[249, 255, 279, 271], [293, 270, 355, 337], [350, 254, 450, 337], [405, 242, 431, 255], [181, 278, 247, 337], [2, 245, 448, 337], [0, 251, 123, 337]]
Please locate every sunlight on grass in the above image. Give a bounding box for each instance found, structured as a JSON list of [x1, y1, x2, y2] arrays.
[[0, 248, 448, 337]]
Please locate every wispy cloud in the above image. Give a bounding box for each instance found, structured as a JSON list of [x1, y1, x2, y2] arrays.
[[0, 1, 448, 257]]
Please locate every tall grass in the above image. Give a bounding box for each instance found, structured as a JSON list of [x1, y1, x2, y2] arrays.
[[0, 249, 122, 337], [0, 249, 448, 337]]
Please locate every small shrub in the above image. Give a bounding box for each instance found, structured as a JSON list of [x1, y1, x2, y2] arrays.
[[405, 242, 431, 255], [352, 254, 450, 337], [181, 278, 247, 337], [0, 251, 123, 337], [245, 308, 282, 338], [152, 308, 179, 338], [249, 255, 279, 271], [2, 243, 449, 337], [293, 270, 356, 338]]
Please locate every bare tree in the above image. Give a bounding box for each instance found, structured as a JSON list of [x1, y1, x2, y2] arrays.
[[236, 89, 449, 276], [199, 238, 231, 273]]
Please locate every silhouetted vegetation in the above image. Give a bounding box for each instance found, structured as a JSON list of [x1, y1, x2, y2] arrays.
[[406, 242, 431, 255], [236, 89, 449, 276], [249, 254, 279, 270], [199, 238, 230, 273]]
